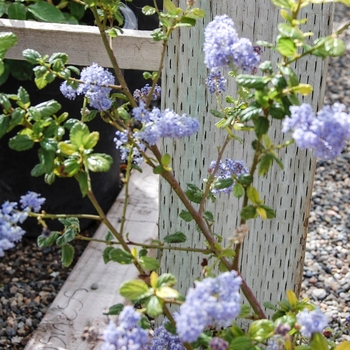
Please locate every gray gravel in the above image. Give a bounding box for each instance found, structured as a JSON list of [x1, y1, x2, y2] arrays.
[[299, 2, 350, 343], [1, 3, 350, 349]]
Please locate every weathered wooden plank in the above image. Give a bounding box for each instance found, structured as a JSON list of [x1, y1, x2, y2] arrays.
[[0, 19, 162, 70], [160, 0, 333, 315], [25, 163, 158, 350]]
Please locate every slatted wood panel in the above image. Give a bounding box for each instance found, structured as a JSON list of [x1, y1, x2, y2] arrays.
[[160, 0, 333, 314], [24, 163, 158, 350], [0, 19, 162, 70]]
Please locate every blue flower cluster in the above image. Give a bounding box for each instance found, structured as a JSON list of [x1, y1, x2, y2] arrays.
[[206, 71, 226, 94], [209, 337, 229, 350], [102, 306, 149, 350], [203, 15, 260, 73], [114, 130, 146, 165], [209, 159, 249, 194], [60, 63, 115, 111], [133, 107, 200, 146], [296, 308, 328, 338], [147, 323, 185, 350], [282, 103, 350, 160], [133, 84, 161, 103], [174, 271, 242, 343], [0, 192, 45, 257]]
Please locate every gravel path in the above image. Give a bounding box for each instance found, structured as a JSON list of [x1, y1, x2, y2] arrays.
[[299, 3, 350, 342], [1, 3, 350, 349]]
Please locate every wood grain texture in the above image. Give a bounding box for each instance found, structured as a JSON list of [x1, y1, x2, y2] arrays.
[[25, 164, 158, 350], [159, 0, 333, 315], [0, 19, 162, 70]]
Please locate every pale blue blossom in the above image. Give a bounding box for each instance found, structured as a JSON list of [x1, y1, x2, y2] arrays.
[[296, 308, 328, 338], [282, 103, 350, 160], [148, 322, 185, 350], [20, 191, 46, 212], [204, 15, 260, 73], [133, 84, 161, 103], [206, 71, 226, 94], [102, 306, 149, 350], [175, 271, 242, 343]]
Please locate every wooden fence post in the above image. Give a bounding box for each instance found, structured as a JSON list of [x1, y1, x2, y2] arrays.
[[159, 0, 334, 313]]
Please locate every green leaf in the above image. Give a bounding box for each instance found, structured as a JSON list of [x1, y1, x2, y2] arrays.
[[292, 84, 313, 96], [185, 184, 203, 204], [229, 336, 254, 350], [62, 158, 80, 177], [186, 8, 206, 19], [247, 186, 260, 204], [37, 231, 59, 248], [164, 0, 178, 13], [213, 178, 233, 190], [34, 100, 62, 118], [103, 246, 114, 264], [17, 87, 30, 106], [161, 153, 171, 167], [69, 1, 85, 20], [61, 244, 75, 267], [233, 183, 244, 198], [70, 122, 89, 147], [238, 105, 262, 122], [263, 301, 277, 310], [119, 279, 149, 300], [271, 0, 292, 8], [238, 304, 251, 318], [210, 109, 225, 118], [270, 103, 287, 119], [240, 205, 257, 220], [157, 273, 177, 288], [163, 232, 187, 243], [145, 295, 163, 318], [324, 37, 346, 57], [0, 32, 18, 57], [236, 75, 270, 89], [238, 174, 253, 186], [0, 115, 10, 138], [49, 52, 69, 65], [104, 303, 124, 316], [56, 227, 78, 246], [142, 6, 156, 15], [8, 3, 26, 20], [139, 256, 159, 271], [278, 23, 304, 40], [310, 332, 329, 350], [28, 2, 66, 23], [76, 171, 89, 197], [260, 205, 276, 219], [9, 134, 34, 151], [258, 153, 274, 176], [254, 117, 269, 138], [277, 37, 297, 56], [86, 153, 113, 172], [248, 319, 275, 341], [23, 49, 41, 64], [179, 210, 193, 222], [203, 211, 214, 222], [109, 248, 134, 265]]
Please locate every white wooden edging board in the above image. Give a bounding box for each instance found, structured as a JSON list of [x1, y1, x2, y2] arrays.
[[0, 19, 162, 71], [25, 163, 158, 350]]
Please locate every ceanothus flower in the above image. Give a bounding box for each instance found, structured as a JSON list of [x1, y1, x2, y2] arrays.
[[206, 71, 226, 94], [102, 306, 149, 350], [20, 191, 46, 213], [134, 108, 199, 146], [148, 322, 185, 350], [60, 63, 115, 111], [296, 308, 328, 338], [174, 271, 242, 343], [204, 15, 260, 73], [208, 159, 249, 194], [209, 337, 229, 350], [0, 192, 45, 257], [282, 103, 350, 160], [133, 84, 161, 103], [114, 130, 146, 165]]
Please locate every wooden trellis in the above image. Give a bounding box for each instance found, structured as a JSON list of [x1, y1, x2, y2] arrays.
[[160, 0, 334, 315]]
